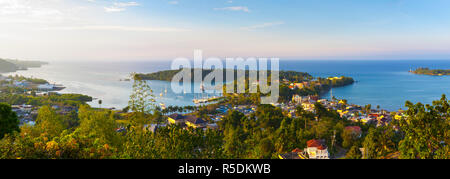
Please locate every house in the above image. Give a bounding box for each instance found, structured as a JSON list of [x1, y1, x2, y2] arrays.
[[328, 77, 343, 80], [14, 81, 30, 88], [279, 148, 308, 159], [304, 139, 329, 159], [185, 116, 207, 129], [167, 113, 186, 125], [206, 123, 219, 130], [116, 127, 127, 134], [292, 94, 302, 104], [37, 83, 55, 91], [394, 114, 403, 120], [293, 83, 306, 89], [345, 126, 362, 138], [302, 102, 315, 112]]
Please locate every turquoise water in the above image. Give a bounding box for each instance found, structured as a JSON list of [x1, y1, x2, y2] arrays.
[[2, 60, 449, 111]]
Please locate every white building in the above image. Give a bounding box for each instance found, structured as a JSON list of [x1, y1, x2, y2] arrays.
[[37, 83, 55, 91], [305, 139, 329, 159]]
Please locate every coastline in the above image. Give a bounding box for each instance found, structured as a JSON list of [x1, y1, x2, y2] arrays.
[[2, 60, 449, 111]]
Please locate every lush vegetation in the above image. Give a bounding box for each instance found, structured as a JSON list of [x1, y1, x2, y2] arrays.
[[279, 76, 354, 102], [6, 75, 49, 84], [0, 78, 447, 159], [411, 67, 450, 76], [135, 69, 313, 83], [0, 93, 92, 107], [0, 103, 20, 139]]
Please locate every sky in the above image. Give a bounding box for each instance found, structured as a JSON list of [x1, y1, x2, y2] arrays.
[[0, 0, 450, 61]]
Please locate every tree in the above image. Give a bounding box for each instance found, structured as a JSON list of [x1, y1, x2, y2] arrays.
[[129, 73, 156, 114], [259, 138, 274, 159], [35, 106, 64, 138], [398, 95, 449, 159], [78, 105, 121, 146], [346, 145, 362, 159], [342, 128, 359, 149], [128, 73, 157, 127], [0, 103, 19, 139], [362, 126, 397, 159]]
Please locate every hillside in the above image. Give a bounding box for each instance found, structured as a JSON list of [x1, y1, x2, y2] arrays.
[[135, 69, 313, 82], [0, 59, 19, 73], [0, 58, 48, 73]]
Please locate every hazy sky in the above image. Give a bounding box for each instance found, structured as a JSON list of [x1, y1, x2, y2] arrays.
[[1, 0, 450, 61]]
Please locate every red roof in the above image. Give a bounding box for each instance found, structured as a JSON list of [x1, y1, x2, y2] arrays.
[[345, 126, 362, 134], [292, 148, 303, 153], [307, 139, 327, 150]]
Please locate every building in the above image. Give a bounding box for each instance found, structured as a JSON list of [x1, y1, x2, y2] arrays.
[[167, 113, 186, 125], [185, 116, 207, 129], [14, 81, 30, 88], [292, 95, 302, 104], [305, 139, 329, 159], [345, 126, 362, 138], [37, 83, 55, 91], [279, 148, 308, 159]]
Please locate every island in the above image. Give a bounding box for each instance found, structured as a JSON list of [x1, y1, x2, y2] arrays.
[[135, 69, 355, 103], [410, 67, 450, 76], [135, 68, 314, 82]]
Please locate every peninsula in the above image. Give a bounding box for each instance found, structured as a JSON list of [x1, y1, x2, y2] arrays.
[[0, 58, 48, 73]]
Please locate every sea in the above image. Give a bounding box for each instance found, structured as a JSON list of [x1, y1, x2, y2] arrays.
[[2, 59, 449, 111]]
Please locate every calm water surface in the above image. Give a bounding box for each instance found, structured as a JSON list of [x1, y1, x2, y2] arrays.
[[3, 60, 449, 111]]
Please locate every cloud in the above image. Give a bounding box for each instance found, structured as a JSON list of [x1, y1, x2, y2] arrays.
[[214, 6, 250, 12], [241, 22, 285, 31], [38, 25, 190, 32], [168, 1, 179, 5], [113, 2, 140, 7], [0, 0, 68, 24], [104, 6, 125, 12], [104, 1, 140, 13]]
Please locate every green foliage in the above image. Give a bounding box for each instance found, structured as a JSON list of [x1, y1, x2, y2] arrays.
[[346, 145, 362, 159], [0, 103, 20, 139], [398, 95, 449, 159], [129, 75, 156, 114], [412, 67, 450, 76], [362, 126, 398, 159], [0, 93, 92, 107], [0, 89, 448, 159], [35, 106, 65, 138], [136, 69, 313, 83]]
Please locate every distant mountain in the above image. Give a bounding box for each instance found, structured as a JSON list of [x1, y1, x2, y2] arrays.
[[0, 58, 48, 73], [0, 59, 19, 73]]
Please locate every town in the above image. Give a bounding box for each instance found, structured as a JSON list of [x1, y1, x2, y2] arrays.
[[0, 73, 447, 159]]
